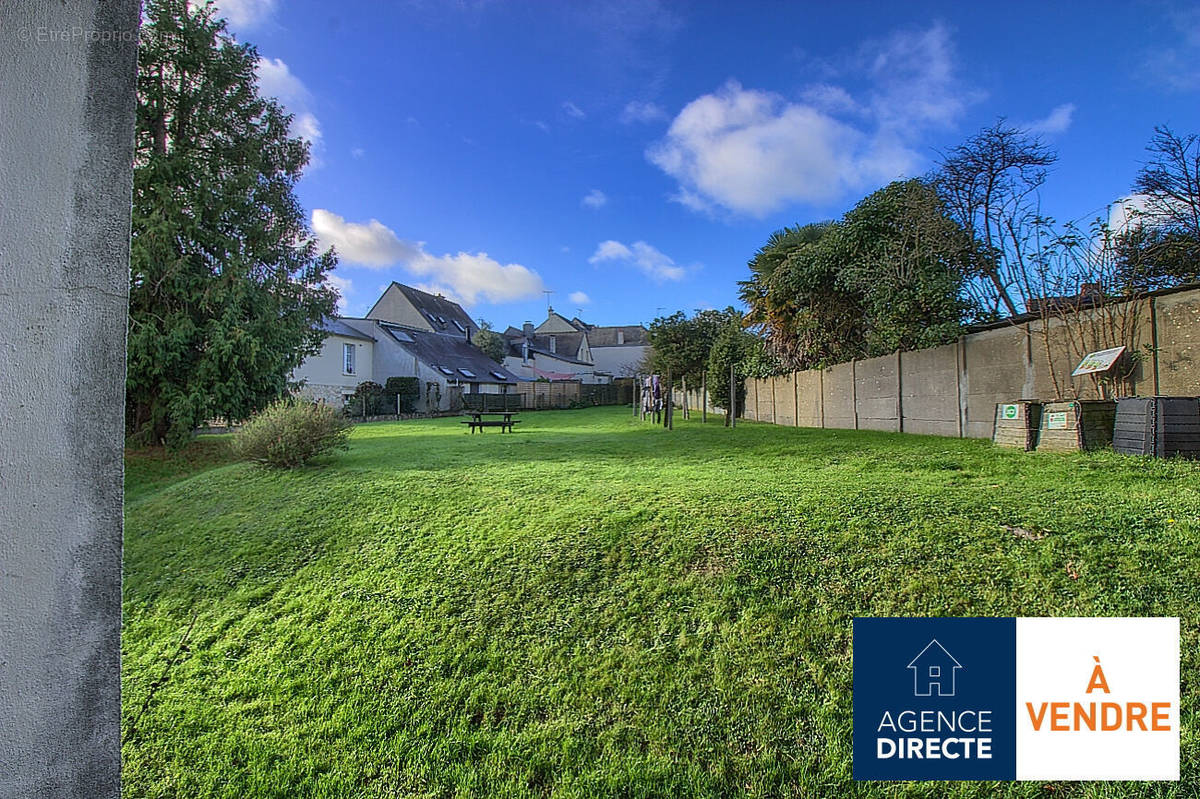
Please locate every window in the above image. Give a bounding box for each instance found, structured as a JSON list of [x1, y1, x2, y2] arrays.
[[343, 343, 356, 375], [458, 368, 476, 378], [490, 371, 507, 381], [929, 666, 940, 678], [452, 319, 466, 333], [617, 330, 624, 345], [386, 327, 414, 343], [436, 366, 455, 376]]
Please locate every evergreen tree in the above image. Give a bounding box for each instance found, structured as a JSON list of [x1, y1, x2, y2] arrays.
[[473, 321, 508, 364], [128, 0, 338, 447], [705, 311, 757, 425]]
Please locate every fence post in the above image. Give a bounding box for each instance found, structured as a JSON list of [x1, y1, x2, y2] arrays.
[[851, 359, 859, 430], [956, 336, 966, 438], [702, 371, 707, 423], [819, 368, 825, 429], [730, 362, 737, 429], [1150, 295, 1161, 395]]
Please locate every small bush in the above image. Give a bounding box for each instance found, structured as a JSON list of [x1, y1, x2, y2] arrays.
[[235, 400, 352, 468]]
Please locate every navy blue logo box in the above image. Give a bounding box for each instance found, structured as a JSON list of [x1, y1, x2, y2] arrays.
[[853, 617, 1017, 781]]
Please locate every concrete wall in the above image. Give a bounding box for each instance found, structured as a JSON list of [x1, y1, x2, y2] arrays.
[[734, 286, 1200, 440], [795, 370, 823, 427], [899, 343, 960, 436], [1151, 291, 1200, 396], [0, 2, 138, 796], [855, 353, 900, 432], [822, 361, 857, 429]]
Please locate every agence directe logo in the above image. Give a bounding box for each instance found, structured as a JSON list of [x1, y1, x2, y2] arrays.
[[853, 617, 1179, 781]]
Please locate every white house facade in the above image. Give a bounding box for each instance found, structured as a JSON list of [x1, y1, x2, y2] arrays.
[[293, 282, 520, 411]]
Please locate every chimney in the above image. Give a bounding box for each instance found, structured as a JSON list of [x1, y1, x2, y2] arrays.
[[522, 321, 534, 337]]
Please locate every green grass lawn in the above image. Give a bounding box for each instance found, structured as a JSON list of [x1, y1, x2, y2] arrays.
[[123, 407, 1199, 798]]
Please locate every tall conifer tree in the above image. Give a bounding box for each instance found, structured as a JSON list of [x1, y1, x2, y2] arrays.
[[129, 0, 338, 447]]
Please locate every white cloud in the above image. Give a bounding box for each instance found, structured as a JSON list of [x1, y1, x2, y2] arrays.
[[255, 57, 323, 163], [589, 240, 687, 282], [351, 147, 365, 159], [620, 100, 667, 124], [1026, 103, 1076, 135], [1108, 194, 1152, 234], [312, 209, 545, 306], [190, 0, 277, 29], [312, 210, 419, 266], [581, 189, 608, 209], [326, 273, 352, 313], [562, 101, 586, 119], [1143, 6, 1200, 91], [647, 23, 976, 216], [569, 291, 591, 305]]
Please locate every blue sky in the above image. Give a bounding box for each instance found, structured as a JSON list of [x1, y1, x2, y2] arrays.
[[215, 0, 1200, 328]]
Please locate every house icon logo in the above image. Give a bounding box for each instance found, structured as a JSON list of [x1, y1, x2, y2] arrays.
[[908, 639, 962, 697]]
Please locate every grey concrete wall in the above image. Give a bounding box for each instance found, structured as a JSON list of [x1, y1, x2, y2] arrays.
[[795, 370, 823, 427], [1156, 291, 1200, 396], [0, 2, 138, 797], [900, 343, 960, 436], [774, 372, 796, 427], [822, 362, 857, 429], [727, 287, 1199, 440], [855, 353, 900, 432], [962, 325, 1029, 438]]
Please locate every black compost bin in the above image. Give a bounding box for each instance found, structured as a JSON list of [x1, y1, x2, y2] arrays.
[[1113, 397, 1200, 459]]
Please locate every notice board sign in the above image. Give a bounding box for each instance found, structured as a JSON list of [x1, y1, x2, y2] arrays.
[[1072, 346, 1126, 377]]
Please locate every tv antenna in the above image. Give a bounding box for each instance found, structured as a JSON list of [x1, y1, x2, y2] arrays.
[[543, 289, 554, 312]]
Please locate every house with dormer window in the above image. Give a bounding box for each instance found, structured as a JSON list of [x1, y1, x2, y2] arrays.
[[501, 308, 649, 383], [293, 282, 519, 410]]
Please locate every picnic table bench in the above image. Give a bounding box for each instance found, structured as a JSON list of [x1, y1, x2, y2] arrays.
[[461, 411, 520, 433]]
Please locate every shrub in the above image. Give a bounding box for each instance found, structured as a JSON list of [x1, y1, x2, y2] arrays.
[[345, 380, 391, 416], [235, 399, 352, 468], [385, 376, 420, 413]]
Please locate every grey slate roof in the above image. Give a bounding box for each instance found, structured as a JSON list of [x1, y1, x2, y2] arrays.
[[588, 325, 648, 347], [503, 331, 590, 364], [380, 323, 518, 383], [320, 317, 375, 342]]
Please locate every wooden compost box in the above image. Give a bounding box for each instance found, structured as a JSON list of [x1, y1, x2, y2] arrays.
[[1113, 397, 1200, 459], [992, 401, 1043, 450], [1037, 400, 1116, 452]]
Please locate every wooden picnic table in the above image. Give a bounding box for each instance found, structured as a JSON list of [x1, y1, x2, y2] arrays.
[[461, 410, 521, 433]]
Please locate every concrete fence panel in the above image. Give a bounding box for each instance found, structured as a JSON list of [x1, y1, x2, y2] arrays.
[[855, 353, 901, 432], [795, 370, 823, 427], [1152, 291, 1200, 397], [822, 362, 857, 429], [773, 373, 796, 426], [962, 325, 1030, 438], [900, 342, 960, 436]]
